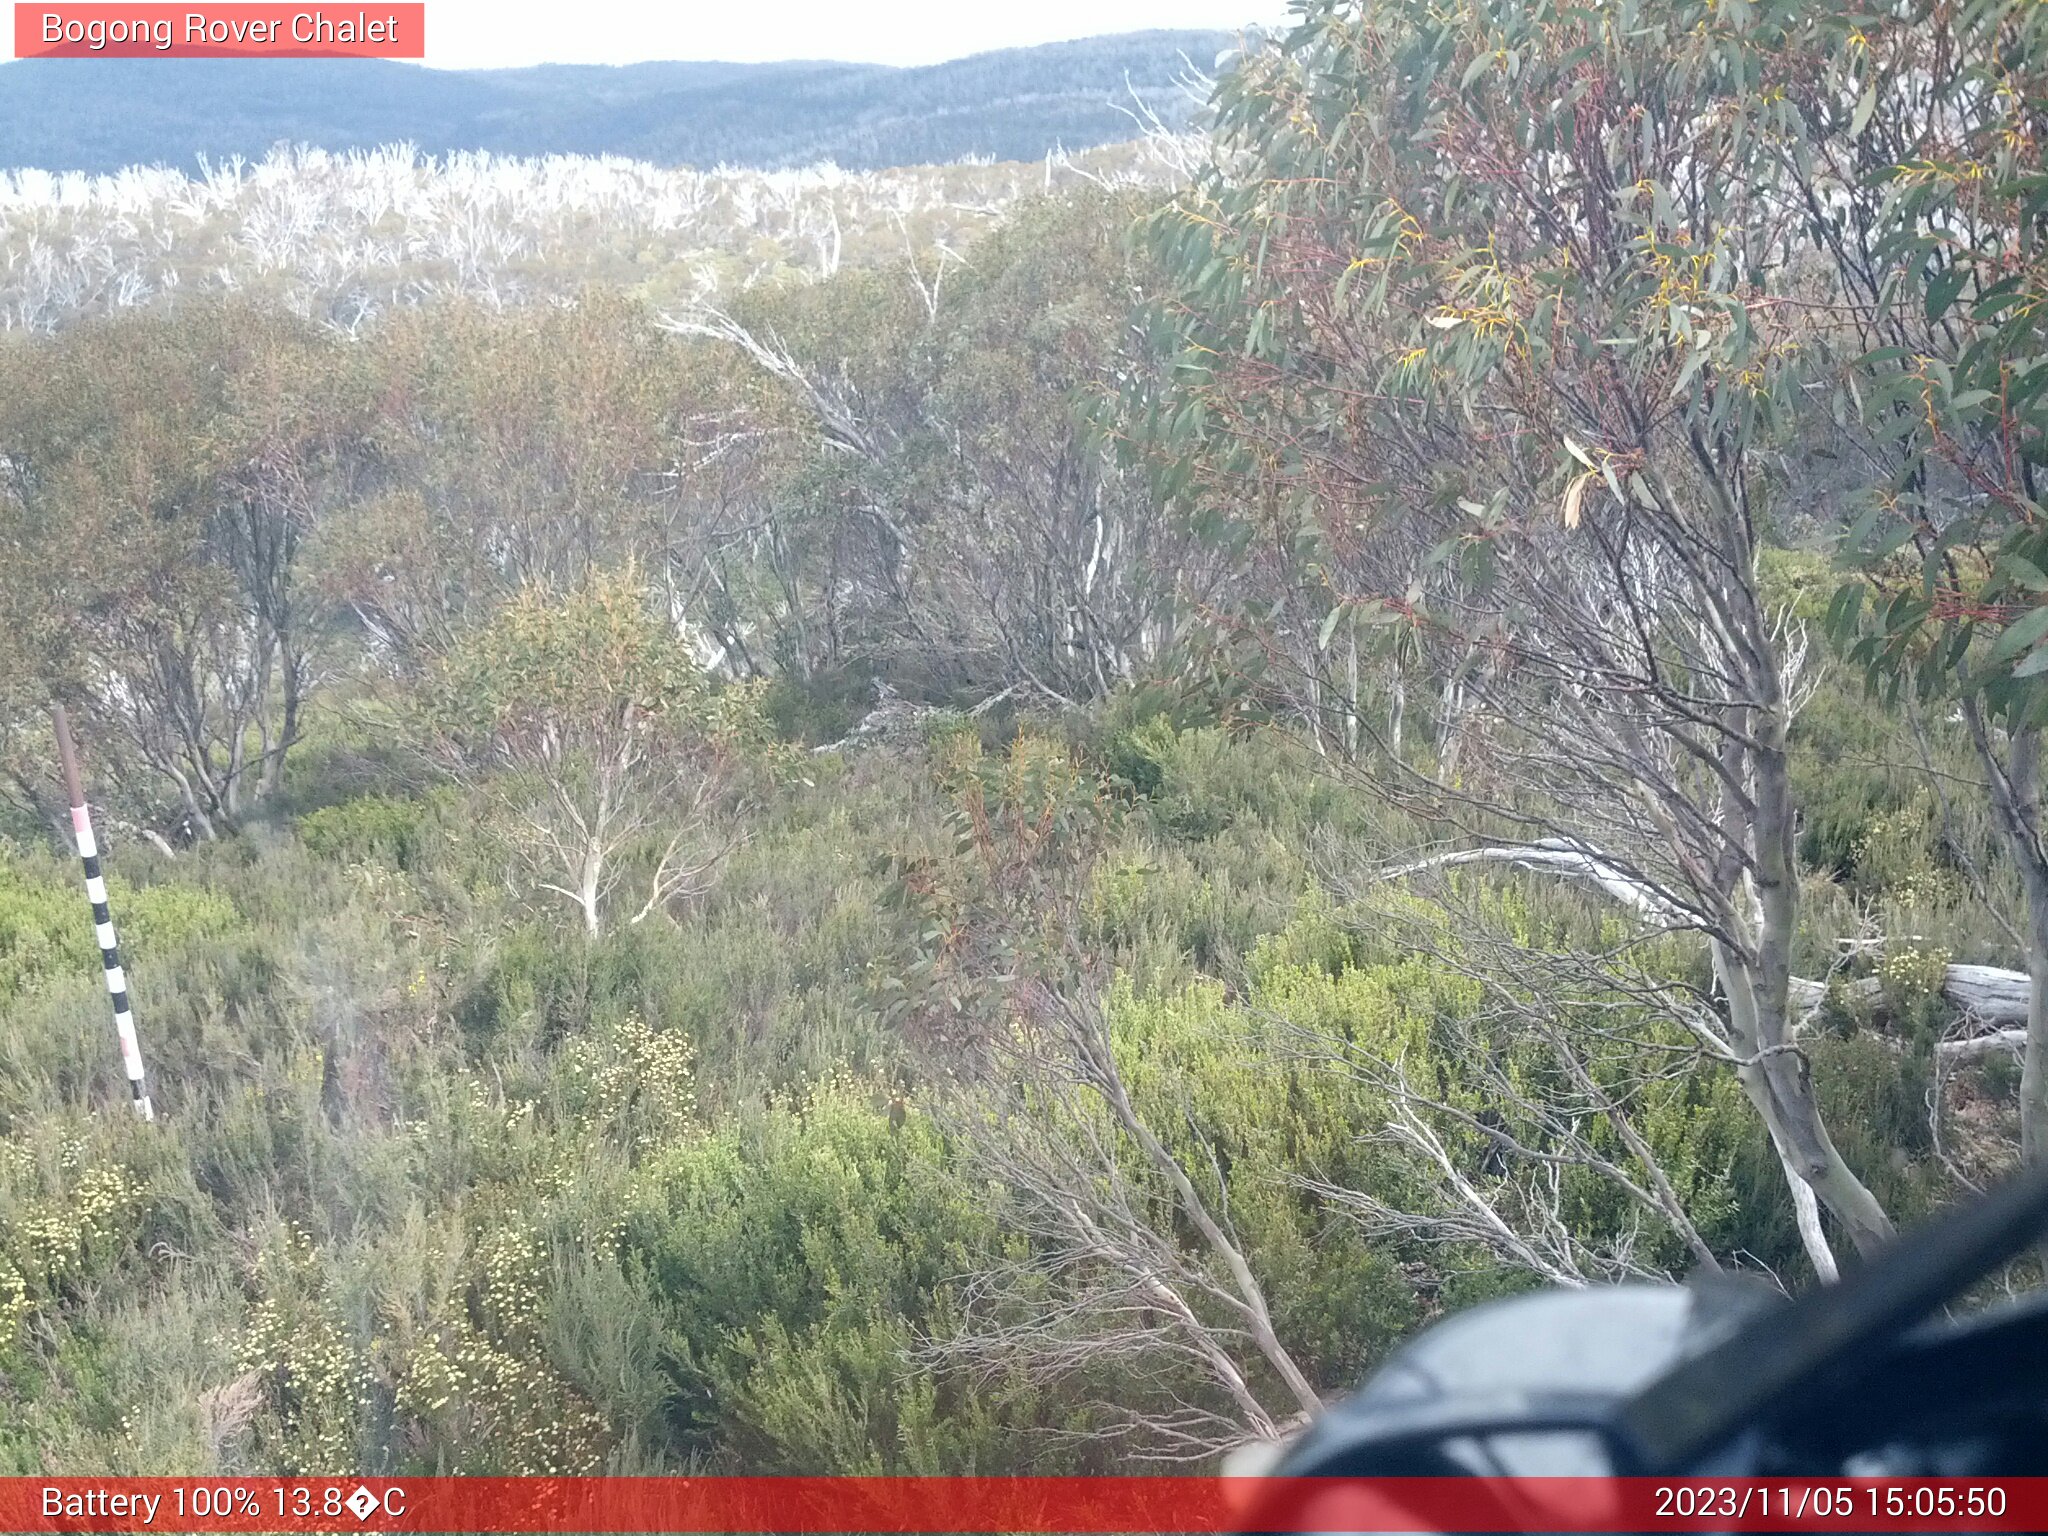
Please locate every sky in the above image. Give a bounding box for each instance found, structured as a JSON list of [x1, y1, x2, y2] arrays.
[[412, 0, 1293, 70]]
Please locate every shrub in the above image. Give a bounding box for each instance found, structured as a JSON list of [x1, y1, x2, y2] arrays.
[[296, 794, 438, 872]]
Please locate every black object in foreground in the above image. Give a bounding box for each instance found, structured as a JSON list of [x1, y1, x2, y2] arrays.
[[1255, 1163, 2048, 1514]]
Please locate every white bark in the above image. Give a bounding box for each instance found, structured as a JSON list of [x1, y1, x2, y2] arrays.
[[1788, 965, 2028, 1030], [1780, 1147, 1840, 1284], [1384, 841, 1685, 922], [1936, 1028, 2030, 1062], [1396, 844, 2032, 1040]]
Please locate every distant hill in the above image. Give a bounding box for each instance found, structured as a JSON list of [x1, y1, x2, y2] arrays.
[[0, 31, 1237, 175]]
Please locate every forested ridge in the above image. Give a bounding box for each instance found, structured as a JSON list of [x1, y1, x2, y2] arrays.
[[0, 32, 1231, 177], [1, 0, 2046, 1476]]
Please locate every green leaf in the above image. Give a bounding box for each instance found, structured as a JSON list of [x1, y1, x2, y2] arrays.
[[1925, 265, 1968, 324], [2003, 555, 2048, 593], [1991, 603, 2048, 663], [1317, 603, 1347, 651], [1850, 85, 1877, 138], [2014, 645, 2048, 679], [1825, 581, 1866, 637], [1869, 522, 1918, 562], [1671, 345, 1710, 399], [1841, 504, 1885, 551]]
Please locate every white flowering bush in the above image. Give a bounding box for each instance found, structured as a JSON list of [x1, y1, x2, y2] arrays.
[[388, 1222, 606, 1474], [235, 1224, 370, 1474], [0, 1131, 145, 1310], [553, 1012, 696, 1154]]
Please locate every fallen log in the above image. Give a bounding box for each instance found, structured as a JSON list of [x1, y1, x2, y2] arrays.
[[1938, 1028, 2029, 1062], [1387, 842, 2034, 1058], [1788, 964, 2029, 1031], [1785, 970, 2028, 1060], [1944, 964, 2031, 1023], [1787, 975, 1878, 1014]]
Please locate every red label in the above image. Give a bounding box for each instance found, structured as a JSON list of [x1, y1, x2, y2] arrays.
[[0, 1477, 2042, 1534], [13, 4, 425, 58]]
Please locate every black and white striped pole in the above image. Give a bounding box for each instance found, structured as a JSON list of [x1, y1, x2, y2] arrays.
[[52, 704, 154, 1121]]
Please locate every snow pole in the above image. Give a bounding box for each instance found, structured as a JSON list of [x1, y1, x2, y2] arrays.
[[51, 704, 153, 1121]]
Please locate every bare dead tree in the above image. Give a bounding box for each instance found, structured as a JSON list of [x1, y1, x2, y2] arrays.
[[89, 594, 280, 841], [477, 750, 736, 939], [664, 251, 1211, 707], [1283, 883, 1730, 1287], [929, 978, 1322, 1461]]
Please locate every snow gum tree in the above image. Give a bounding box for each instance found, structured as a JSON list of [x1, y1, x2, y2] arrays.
[[418, 570, 771, 937], [1132, 0, 1897, 1270]]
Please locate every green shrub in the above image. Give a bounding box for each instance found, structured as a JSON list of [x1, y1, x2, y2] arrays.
[[295, 794, 437, 872], [622, 1076, 1039, 1471], [0, 860, 243, 998]]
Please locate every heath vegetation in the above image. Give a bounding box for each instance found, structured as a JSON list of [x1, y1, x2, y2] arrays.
[[3, 0, 2047, 1475]]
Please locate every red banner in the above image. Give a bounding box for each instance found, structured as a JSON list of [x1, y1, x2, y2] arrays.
[[0, 1477, 2041, 1533], [12, 5, 424, 59]]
